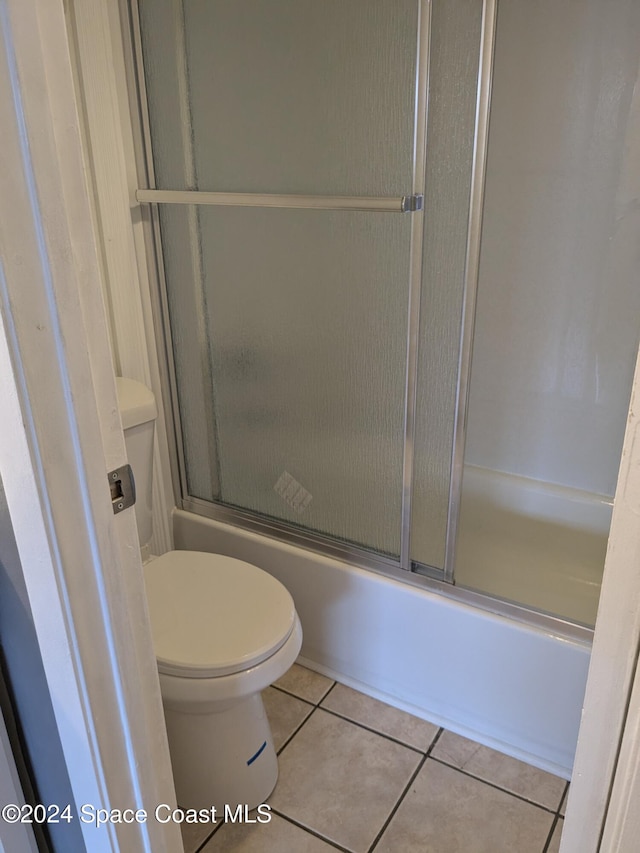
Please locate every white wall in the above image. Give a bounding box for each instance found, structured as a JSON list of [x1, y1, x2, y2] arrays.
[[465, 0, 640, 497], [65, 0, 175, 557]]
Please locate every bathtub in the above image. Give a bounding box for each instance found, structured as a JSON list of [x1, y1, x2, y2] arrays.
[[456, 465, 611, 627], [174, 487, 594, 779]]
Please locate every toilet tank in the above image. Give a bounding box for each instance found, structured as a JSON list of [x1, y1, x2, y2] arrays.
[[115, 378, 157, 551]]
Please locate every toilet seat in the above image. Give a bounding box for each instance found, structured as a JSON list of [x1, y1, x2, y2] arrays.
[[144, 551, 297, 679]]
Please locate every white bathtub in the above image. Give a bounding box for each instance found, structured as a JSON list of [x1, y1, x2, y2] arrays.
[[174, 501, 592, 779], [456, 465, 612, 626]]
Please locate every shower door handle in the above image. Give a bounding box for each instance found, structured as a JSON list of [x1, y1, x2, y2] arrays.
[[136, 189, 424, 214]]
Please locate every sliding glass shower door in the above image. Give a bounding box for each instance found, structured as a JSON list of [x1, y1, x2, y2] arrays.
[[160, 204, 413, 557], [133, 0, 483, 573]]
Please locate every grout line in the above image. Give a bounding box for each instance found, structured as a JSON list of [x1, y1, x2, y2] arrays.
[[319, 680, 338, 704], [316, 705, 426, 756], [428, 756, 560, 814], [269, 683, 315, 702], [270, 679, 336, 707], [269, 684, 317, 710], [276, 705, 318, 756], [270, 807, 353, 853], [541, 814, 560, 853], [430, 727, 446, 751], [557, 780, 569, 815], [192, 820, 222, 853], [367, 728, 445, 853], [272, 677, 432, 759]]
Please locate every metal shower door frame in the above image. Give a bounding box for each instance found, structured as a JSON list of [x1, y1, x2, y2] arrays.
[[125, 0, 497, 583]]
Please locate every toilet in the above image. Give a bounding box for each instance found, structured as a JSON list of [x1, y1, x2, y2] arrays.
[[116, 377, 302, 811]]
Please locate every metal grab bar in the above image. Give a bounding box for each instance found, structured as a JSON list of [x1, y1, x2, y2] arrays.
[[135, 188, 424, 213]]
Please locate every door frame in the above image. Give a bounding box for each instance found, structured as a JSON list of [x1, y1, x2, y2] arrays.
[[560, 345, 640, 851], [0, 1, 181, 850]]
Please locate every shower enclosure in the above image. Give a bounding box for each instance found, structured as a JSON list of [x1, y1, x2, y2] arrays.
[[129, 0, 640, 629]]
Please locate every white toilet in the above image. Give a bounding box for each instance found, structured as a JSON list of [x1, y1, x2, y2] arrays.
[[116, 377, 302, 811]]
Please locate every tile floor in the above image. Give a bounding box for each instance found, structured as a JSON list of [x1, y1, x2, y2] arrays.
[[181, 665, 568, 853]]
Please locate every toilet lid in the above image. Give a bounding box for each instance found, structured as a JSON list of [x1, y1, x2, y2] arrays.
[[144, 551, 297, 678]]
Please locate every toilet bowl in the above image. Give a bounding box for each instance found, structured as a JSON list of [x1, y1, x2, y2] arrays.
[[144, 549, 302, 810], [116, 378, 303, 810]]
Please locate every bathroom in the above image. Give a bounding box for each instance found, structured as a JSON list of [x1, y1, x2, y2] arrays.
[[0, 0, 639, 851]]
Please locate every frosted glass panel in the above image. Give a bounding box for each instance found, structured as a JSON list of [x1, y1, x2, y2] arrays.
[[139, 0, 418, 195], [410, 0, 483, 569], [157, 204, 218, 501], [458, 0, 640, 624], [159, 206, 412, 556], [464, 0, 640, 495]]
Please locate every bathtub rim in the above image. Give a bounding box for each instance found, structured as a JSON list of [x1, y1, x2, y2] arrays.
[[178, 501, 593, 646]]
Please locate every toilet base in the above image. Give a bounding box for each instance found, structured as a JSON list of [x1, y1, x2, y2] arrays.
[[164, 691, 278, 812]]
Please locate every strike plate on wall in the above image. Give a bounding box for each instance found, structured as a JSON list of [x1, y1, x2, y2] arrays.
[[108, 464, 136, 514]]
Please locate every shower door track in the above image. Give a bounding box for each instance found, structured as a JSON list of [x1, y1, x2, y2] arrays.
[[180, 496, 593, 645], [183, 495, 410, 579]]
